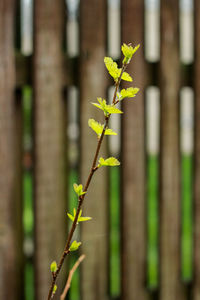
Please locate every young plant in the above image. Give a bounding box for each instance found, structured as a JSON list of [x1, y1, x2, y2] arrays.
[[47, 42, 140, 300]]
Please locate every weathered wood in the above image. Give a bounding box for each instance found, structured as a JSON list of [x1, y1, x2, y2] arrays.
[[159, 1, 185, 300], [121, 1, 149, 300], [0, 1, 21, 299], [79, 1, 108, 300], [193, 1, 200, 299], [33, 1, 67, 298]]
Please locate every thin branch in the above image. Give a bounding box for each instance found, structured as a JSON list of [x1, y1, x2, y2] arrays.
[[60, 254, 86, 300], [47, 62, 126, 300]]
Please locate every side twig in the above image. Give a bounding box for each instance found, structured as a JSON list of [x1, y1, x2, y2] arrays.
[[60, 254, 86, 300]]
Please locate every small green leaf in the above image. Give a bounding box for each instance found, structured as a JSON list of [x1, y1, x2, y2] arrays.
[[92, 98, 123, 116], [53, 284, 57, 294], [106, 106, 123, 114], [88, 119, 117, 137], [104, 57, 120, 81], [118, 87, 139, 100], [88, 119, 102, 136], [78, 216, 92, 222], [67, 209, 92, 224], [50, 261, 57, 273], [104, 56, 133, 81], [92, 98, 107, 114], [105, 128, 118, 136], [73, 183, 86, 197], [121, 43, 140, 64], [121, 71, 133, 82], [98, 157, 120, 167], [78, 209, 92, 222], [67, 212, 75, 222], [69, 240, 82, 252]]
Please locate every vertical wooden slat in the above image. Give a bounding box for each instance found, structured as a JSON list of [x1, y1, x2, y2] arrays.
[[0, 0, 19, 299], [193, 1, 200, 299], [79, 1, 108, 300], [121, 1, 149, 300], [160, 1, 184, 300], [33, 1, 67, 298]]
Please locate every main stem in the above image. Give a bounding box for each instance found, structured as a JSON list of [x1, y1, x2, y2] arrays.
[[47, 63, 127, 300]]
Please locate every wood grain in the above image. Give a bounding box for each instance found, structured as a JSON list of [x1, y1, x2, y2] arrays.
[[79, 1, 108, 299], [121, 1, 149, 300], [33, 1, 67, 298], [159, 1, 185, 300]]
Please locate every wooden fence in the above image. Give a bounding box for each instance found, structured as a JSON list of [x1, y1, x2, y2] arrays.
[[0, 0, 200, 300]]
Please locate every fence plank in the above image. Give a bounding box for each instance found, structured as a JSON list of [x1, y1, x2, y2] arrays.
[[79, 1, 108, 300], [159, 1, 185, 300], [121, 1, 149, 300], [193, 1, 200, 299], [0, 1, 21, 299], [33, 1, 67, 298]]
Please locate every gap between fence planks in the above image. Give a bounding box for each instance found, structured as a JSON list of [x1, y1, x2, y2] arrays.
[[193, 0, 200, 299]]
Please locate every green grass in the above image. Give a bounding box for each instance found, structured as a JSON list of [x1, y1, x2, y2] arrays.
[[23, 172, 33, 237], [109, 167, 121, 296], [24, 262, 34, 300], [147, 156, 159, 289], [23, 171, 34, 300], [23, 87, 34, 300], [181, 155, 193, 281]]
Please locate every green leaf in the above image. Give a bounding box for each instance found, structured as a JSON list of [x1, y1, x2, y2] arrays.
[[104, 57, 120, 81], [53, 285, 57, 294], [78, 215, 92, 222], [69, 240, 82, 252], [92, 98, 123, 116], [67, 212, 75, 222], [67, 208, 92, 224], [104, 56, 133, 82], [73, 183, 86, 197], [98, 157, 120, 167], [67, 208, 78, 222], [88, 119, 117, 137], [50, 261, 57, 273], [121, 43, 140, 64], [78, 209, 92, 222], [105, 128, 118, 135], [121, 71, 133, 82], [92, 98, 107, 112], [118, 87, 140, 100], [105, 106, 123, 114]]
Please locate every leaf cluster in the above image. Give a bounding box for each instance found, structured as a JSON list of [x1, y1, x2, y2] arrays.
[[67, 208, 92, 224]]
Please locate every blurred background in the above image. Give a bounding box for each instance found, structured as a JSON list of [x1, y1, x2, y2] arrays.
[[0, 0, 199, 300]]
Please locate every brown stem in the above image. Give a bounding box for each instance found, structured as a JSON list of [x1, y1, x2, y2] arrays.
[[47, 62, 126, 300], [60, 254, 86, 300]]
